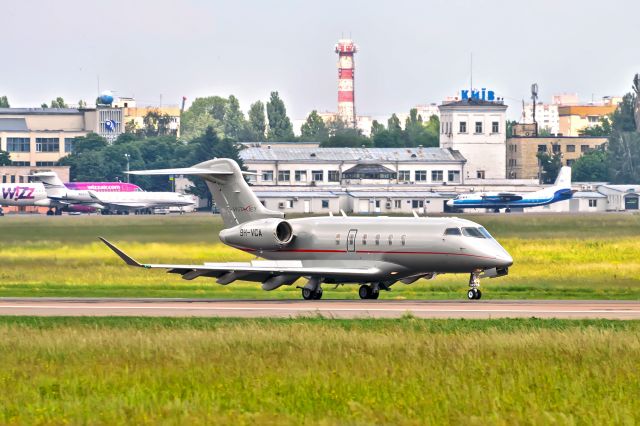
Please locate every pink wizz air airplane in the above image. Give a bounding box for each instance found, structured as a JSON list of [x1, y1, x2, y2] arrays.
[[0, 179, 144, 214]]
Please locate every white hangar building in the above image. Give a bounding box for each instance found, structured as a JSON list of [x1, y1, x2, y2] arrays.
[[239, 146, 469, 215]]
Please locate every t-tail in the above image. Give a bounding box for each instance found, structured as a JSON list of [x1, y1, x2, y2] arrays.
[[128, 158, 283, 227], [30, 172, 67, 197]]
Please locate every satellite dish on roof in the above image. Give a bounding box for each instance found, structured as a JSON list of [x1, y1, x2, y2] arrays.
[[98, 90, 114, 105]]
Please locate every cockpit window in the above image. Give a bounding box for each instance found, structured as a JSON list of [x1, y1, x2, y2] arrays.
[[478, 227, 493, 239], [444, 228, 462, 236], [462, 227, 486, 238]]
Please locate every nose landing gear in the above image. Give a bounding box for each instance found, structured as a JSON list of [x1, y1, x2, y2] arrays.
[[467, 272, 482, 300]]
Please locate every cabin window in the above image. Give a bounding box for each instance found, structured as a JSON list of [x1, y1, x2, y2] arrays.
[[462, 227, 486, 238], [375, 234, 380, 245], [444, 228, 462, 236], [362, 234, 367, 245], [388, 234, 393, 245], [401, 235, 406, 246], [335, 233, 340, 245]]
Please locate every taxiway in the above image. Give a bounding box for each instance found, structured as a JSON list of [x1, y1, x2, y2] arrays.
[[0, 298, 638, 319]]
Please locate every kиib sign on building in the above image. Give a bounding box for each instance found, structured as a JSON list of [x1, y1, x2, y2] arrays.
[[461, 88, 496, 101]]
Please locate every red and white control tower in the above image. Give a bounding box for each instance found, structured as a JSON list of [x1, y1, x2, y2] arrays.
[[335, 39, 357, 127]]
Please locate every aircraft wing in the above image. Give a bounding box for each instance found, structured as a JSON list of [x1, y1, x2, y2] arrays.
[[100, 238, 381, 282], [481, 193, 523, 202]]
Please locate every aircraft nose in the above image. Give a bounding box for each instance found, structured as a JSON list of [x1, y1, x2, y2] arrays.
[[496, 251, 513, 267]]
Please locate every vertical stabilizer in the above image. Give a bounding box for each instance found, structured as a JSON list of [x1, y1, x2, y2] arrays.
[[30, 172, 67, 197], [129, 158, 283, 227], [553, 166, 572, 188]]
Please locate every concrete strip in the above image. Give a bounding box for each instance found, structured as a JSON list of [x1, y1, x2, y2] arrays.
[[0, 299, 638, 319]]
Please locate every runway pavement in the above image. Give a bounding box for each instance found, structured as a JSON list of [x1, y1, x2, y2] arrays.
[[0, 298, 639, 319]]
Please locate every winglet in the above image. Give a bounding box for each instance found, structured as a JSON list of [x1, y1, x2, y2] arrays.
[[99, 237, 143, 267]]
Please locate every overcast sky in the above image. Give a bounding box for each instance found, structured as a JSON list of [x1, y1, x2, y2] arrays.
[[2, 0, 639, 119]]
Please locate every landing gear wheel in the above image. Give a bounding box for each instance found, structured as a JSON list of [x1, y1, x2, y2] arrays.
[[302, 288, 314, 300], [358, 285, 371, 300], [46, 210, 54, 216], [467, 288, 482, 300], [370, 290, 380, 300], [312, 289, 323, 300]]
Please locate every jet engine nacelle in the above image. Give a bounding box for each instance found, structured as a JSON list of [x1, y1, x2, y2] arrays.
[[219, 218, 294, 251]]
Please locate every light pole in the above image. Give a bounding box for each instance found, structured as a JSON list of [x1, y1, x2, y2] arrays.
[[124, 153, 130, 184]]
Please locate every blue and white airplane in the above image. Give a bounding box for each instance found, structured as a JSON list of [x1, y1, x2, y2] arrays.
[[447, 167, 573, 212]]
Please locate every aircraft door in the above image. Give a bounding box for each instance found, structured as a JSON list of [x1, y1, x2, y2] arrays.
[[347, 229, 358, 252]]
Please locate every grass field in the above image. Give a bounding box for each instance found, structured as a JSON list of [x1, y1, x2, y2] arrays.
[[0, 317, 637, 425], [0, 213, 639, 299]]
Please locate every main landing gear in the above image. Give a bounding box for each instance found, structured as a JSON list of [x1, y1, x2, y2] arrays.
[[301, 287, 323, 300], [467, 272, 482, 300], [300, 277, 323, 300], [358, 284, 380, 300]]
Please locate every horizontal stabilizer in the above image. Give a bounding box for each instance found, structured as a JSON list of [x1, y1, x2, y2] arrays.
[[128, 167, 233, 176]]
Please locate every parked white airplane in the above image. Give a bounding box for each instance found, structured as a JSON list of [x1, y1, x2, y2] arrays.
[[29, 172, 195, 214]]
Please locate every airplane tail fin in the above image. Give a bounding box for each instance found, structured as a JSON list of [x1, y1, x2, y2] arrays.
[[553, 166, 572, 188], [30, 172, 66, 197], [128, 158, 283, 227]]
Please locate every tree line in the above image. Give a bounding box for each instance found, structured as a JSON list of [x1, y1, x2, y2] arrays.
[[537, 91, 640, 183]]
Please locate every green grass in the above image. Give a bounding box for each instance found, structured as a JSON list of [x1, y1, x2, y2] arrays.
[[0, 213, 639, 299], [0, 317, 638, 425]]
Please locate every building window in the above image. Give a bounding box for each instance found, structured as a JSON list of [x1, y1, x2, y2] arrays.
[[278, 170, 290, 182], [394, 200, 401, 208], [587, 116, 599, 123], [312, 170, 324, 182], [477, 170, 485, 179], [64, 138, 76, 153], [321, 200, 329, 209], [566, 145, 575, 153], [285, 200, 293, 209], [415, 170, 427, 181], [35, 161, 58, 167], [412, 200, 424, 208], [448, 170, 460, 182], [475, 122, 483, 134], [246, 170, 257, 183], [11, 161, 30, 166], [589, 199, 598, 207], [295, 170, 307, 182], [459, 121, 467, 133], [431, 170, 444, 182], [492, 122, 499, 133], [35, 138, 59, 153], [581, 145, 590, 153], [552, 145, 561, 154], [328, 170, 340, 182], [261, 170, 273, 182], [397, 170, 410, 182], [566, 159, 575, 166], [538, 145, 547, 152], [7, 137, 30, 152]]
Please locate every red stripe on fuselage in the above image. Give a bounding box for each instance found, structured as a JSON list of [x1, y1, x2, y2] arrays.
[[234, 246, 493, 260]]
